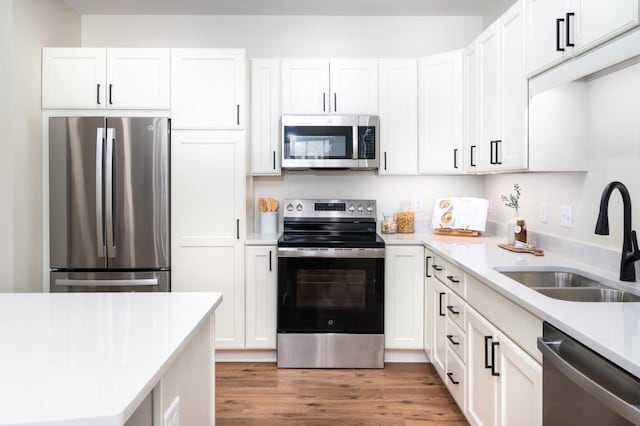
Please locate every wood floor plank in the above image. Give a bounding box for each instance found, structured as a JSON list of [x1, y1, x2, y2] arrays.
[[216, 363, 468, 425]]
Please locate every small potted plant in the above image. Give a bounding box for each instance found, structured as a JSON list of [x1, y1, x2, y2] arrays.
[[501, 184, 523, 245]]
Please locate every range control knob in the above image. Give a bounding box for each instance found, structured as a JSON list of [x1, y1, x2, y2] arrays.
[[366, 205, 374, 213], [296, 203, 303, 212], [348, 204, 355, 212], [357, 205, 364, 212], [286, 203, 294, 212]]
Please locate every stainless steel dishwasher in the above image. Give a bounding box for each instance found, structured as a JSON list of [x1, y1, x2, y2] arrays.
[[538, 322, 640, 425]]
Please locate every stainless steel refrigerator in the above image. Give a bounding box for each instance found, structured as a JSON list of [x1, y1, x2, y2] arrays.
[[49, 117, 170, 292]]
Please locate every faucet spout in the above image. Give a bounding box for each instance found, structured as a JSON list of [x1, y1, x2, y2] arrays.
[[594, 181, 639, 282]]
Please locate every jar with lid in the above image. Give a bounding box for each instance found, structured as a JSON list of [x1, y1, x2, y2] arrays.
[[396, 201, 415, 233], [381, 213, 397, 234]]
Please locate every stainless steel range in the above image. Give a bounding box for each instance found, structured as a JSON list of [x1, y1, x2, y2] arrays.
[[277, 199, 385, 368]]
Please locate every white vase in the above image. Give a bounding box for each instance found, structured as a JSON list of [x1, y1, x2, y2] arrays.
[[507, 216, 518, 245]]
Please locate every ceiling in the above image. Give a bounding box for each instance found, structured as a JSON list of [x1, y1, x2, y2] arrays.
[[63, 0, 498, 16]]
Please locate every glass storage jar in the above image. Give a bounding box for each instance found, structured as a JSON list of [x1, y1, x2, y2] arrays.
[[381, 213, 397, 234], [396, 202, 415, 233]]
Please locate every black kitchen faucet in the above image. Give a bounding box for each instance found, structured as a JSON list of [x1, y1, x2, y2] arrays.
[[595, 181, 640, 282]]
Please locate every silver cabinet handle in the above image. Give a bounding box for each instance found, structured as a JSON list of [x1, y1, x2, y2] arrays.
[[55, 279, 158, 287], [105, 128, 116, 258], [95, 128, 105, 258], [537, 337, 640, 424]]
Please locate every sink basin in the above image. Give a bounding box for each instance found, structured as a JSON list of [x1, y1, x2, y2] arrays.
[[498, 270, 603, 288], [495, 268, 640, 303], [535, 288, 640, 303]]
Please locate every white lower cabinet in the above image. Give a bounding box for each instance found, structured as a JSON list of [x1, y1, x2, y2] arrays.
[[171, 130, 246, 349], [466, 307, 542, 426], [245, 246, 277, 349], [384, 245, 424, 349], [431, 277, 448, 379]]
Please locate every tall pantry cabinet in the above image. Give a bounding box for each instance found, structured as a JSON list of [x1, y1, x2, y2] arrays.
[[171, 49, 248, 349]]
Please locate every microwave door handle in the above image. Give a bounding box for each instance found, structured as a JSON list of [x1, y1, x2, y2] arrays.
[[95, 128, 105, 258], [352, 126, 358, 161], [105, 128, 116, 258]]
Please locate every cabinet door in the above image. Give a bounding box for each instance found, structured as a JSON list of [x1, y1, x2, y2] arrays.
[[171, 49, 246, 129], [245, 246, 277, 349], [106, 48, 170, 109], [432, 278, 448, 380], [281, 59, 329, 114], [42, 48, 106, 109], [329, 59, 378, 114], [250, 59, 281, 175], [527, 0, 571, 75], [378, 59, 418, 175], [477, 23, 501, 173], [384, 245, 424, 349], [574, 0, 639, 54], [171, 130, 246, 349], [466, 308, 499, 426], [463, 42, 480, 173], [418, 51, 464, 175], [499, 0, 528, 171], [497, 332, 542, 426]]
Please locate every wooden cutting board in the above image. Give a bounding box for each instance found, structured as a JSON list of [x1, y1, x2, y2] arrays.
[[498, 243, 545, 256]]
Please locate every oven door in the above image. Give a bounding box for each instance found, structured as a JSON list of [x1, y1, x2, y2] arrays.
[[277, 247, 384, 334]]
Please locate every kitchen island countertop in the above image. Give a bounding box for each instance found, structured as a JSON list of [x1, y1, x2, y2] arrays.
[[0, 291, 222, 426]]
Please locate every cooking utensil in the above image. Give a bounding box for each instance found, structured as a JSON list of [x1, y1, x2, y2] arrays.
[[257, 198, 266, 213]]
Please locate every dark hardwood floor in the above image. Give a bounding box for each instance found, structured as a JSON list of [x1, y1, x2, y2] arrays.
[[216, 363, 468, 425]]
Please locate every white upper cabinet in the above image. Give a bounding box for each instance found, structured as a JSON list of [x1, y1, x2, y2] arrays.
[[281, 58, 378, 114], [250, 59, 281, 175], [42, 48, 169, 110], [171, 49, 246, 129], [329, 59, 378, 114], [105, 49, 170, 109], [378, 58, 418, 175], [463, 43, 480, 172], [527, 0, 639, 76], [466, 0, 528, 173], [418, 50, 464, 175]]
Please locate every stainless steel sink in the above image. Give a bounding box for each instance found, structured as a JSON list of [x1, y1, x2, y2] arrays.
[[535, 288, 640, 303], [495, 268, 640, 303], [499, 270, 603, 288]]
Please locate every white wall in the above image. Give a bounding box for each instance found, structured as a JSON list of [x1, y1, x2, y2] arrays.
[[484, 61, 640, 254], [0, 0, 80, 292], [81, 15, 482, 58], [482, 0, 517, 29]]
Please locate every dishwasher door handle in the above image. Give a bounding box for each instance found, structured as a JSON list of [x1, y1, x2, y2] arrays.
[[537, 337, 640, 424]]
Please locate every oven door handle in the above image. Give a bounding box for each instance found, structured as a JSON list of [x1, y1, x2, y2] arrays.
[[277, 247, 385, 258], [537, 337, 640, 424]]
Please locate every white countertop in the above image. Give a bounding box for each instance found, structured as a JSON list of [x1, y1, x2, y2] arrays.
[[0, 292, 222, 426], [246, 232, 280, 245], [383, 232, 640, 378]]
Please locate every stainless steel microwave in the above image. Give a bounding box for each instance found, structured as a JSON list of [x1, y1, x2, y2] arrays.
[[281, 115, 379, 170]]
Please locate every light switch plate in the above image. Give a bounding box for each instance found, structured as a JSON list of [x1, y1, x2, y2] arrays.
[[560, 205, 573, 228], [414, 199, 423, 212], [540, 202, 548, 224]]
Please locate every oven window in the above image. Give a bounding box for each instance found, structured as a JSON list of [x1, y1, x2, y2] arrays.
[[284, 126, 353, 159], [296, 269, 366, 309], [278, 256, 384, 334]]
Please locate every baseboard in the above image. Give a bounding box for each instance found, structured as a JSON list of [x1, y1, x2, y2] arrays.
[[384, 349, 429, 363]]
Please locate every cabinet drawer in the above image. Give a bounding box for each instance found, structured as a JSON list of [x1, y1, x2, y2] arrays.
[[431, 254, 447, 282], [445, 346, 466, 412], [433, 256, 466, 297], [446, 317, 466, 364], [446, 290, 466, 331]]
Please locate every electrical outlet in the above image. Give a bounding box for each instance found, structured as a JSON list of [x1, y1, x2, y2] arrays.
[[540, 202, 548, 224], [560, 205, 573, 228], [164, 397, 180, 426], [414, 199, 423, 212]]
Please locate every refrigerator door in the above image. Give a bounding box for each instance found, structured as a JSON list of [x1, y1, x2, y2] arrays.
[[49, 117, 107, 269], [50, 270, 170, 292], [106, 117, 170, 269]]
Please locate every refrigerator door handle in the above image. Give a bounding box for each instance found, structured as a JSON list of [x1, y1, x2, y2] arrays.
[[105, 128, 116, 258], [55, 278, 159, 287], [96, 128, 106, 258]]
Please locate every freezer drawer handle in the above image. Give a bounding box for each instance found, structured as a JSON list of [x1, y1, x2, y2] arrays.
[[95, 128, 106, 258], [537, 337, 640, 424], [55, 278, 159, 287]]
